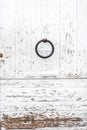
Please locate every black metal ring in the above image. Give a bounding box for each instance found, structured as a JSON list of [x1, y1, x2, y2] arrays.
[[35, 39, 54, 59]]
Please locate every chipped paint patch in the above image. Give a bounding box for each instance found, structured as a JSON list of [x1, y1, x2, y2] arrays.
[[1, 115, 84, 129]]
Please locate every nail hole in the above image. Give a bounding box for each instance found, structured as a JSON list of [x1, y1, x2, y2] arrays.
[[0, 53, 3, 58]]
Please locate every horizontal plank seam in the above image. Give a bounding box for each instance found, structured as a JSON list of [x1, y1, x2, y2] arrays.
[[0, 77, 87, 80]]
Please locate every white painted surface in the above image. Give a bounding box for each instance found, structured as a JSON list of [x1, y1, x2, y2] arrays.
[[0, 0, 87, 129], [1, 80, 87, 119], [0, 0, 87, 78], [0, 79, 87, 128]]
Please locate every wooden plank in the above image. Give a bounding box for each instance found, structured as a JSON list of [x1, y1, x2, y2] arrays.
[[0, 79, 87, 128], [60, 0, 77, 77], [15, 0, 41, 77], [0, 0, 16, 77], [77, 0, 87, 76], [15, 0, 60, 77]]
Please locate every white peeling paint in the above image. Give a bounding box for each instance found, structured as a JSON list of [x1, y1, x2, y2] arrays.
[[0, 0, 87, 78], [0, 0, 87, 129]]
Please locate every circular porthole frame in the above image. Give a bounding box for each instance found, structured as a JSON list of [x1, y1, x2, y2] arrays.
[[35, 39, 54, 59]]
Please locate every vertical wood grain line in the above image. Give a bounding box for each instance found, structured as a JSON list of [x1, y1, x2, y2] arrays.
[[14, 0, 17, 77], [31, 21, 32, 76], [76, 0, 78, 75], [40, 0, 43, 77], [59, 0, 61, 74], [40, 0, 43, 39]]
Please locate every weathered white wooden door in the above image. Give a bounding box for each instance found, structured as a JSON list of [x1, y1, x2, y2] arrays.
[[0, 0, 87, 129]]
